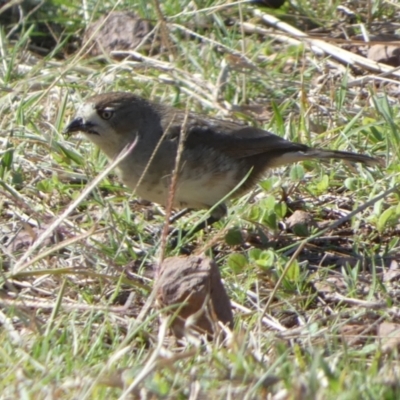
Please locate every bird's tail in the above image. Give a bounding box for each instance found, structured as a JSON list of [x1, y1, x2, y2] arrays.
[[269, 148, 380, 168], [306, 149, 380, 167]]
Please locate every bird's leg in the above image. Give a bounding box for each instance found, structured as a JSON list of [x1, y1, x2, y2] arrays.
[[183, 214, 221, 236], [168, 203, 227, 247], [169, 208, 191, 223], [185, 204, 227, 236]]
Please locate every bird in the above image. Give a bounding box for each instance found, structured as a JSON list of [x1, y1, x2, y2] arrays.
[[64, 92, 379, 223]]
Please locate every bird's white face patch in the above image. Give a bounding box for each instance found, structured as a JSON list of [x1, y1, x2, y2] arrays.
[[69, 101, 123, 159], [78, 102, 103, 132], [78, 102, 97, 119], [73, 102, 119, 142]]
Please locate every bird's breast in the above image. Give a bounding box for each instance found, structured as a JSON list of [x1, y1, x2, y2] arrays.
[[116, 145, 245, 209]]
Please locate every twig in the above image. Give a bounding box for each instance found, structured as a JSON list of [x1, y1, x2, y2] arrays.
[[0, 292, 136, 314], [252, 9, 400, 78], [152, 0, 176, 59], [159, 108, 190, 261], [231, 300, 286, 332], [332, 293, 387, 309]]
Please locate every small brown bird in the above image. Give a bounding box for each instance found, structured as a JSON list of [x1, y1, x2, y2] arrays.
[[65, 92, 378, 219]]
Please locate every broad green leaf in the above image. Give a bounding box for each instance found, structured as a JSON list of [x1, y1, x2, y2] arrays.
[[377, 206, 395, 233], [227, 253, 247, 273]]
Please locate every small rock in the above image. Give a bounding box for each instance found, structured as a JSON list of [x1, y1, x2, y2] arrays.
[[378, 322, 400, 353], [383, 260, 400, 282], [367, 44, 400, 67], [83, 11, 154, 58], [7, 222, 64, 254], [156, 255, 233, 338], [285, 210, 315, 236]]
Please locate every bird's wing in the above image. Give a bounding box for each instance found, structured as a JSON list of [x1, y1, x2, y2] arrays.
[[186, 125, 308, 159], [204, 126, 309, 159], [160, 112, 379, 168], [161, 113, 307, 159]]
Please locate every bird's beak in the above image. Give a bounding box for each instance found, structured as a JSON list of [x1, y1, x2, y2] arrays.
[[64, 117, 84, 136], [64, 117, 96, 136]]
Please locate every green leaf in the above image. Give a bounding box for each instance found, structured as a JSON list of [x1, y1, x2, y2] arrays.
[[285, 259, 300, 281], [248, 248, 262, 262], [377, 206, 396, 233], [58, 144, 85, 165], [263, 195, 276, 211], [255, 250, 275, 269], [247, 205, 261, 222], [225, 228, 243, 246], [290, 164, 305, 181], [369, 126, 383, 142], [1, 148, 13, 170], [259, 178, 273, 192], [36, 179, 54, 193], [317, 175, 329, 192], [226, 253, 247, 274], [374, 199, 384, 216], [271, 100, 285, 135], [344, 178, 357, 191], [292, 223, 309, 237], [12, 171, 24, 187], [274, 202, 287, 219], [263, 211, 277, 230]]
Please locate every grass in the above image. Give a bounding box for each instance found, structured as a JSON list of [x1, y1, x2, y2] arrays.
[[2, 0, 400, 398]]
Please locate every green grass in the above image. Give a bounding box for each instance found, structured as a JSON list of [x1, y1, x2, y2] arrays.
[[2, 0, 400, 398]]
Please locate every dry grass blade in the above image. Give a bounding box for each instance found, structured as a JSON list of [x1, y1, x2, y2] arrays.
[[253, 8, 400, 77], [6, 226, 97, 277], [158, 107, 190, 260], [11, 138, 138, 274]]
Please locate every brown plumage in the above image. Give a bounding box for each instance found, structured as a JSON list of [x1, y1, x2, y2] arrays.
[[65, 92, 379, 218]]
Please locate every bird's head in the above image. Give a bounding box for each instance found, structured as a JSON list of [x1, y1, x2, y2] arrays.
[[64, 92, 163, 158]]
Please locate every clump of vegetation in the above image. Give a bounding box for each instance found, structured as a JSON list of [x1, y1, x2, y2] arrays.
[[1, 0, 400, 398]]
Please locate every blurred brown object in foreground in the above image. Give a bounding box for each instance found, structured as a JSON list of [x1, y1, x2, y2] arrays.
[[156, 256, 233, 338]]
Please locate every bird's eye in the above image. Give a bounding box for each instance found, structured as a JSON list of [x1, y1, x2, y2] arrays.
[[99, 110, 114, 120]]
